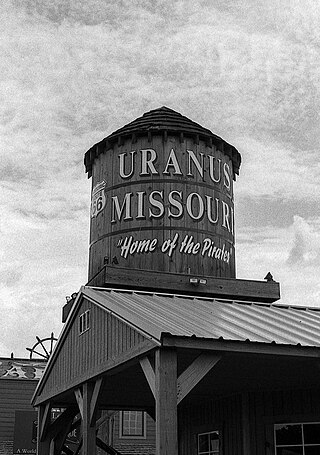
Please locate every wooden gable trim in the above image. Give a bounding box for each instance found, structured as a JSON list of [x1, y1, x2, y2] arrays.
[[33, 287, 160, 406], [83, 287, 162, 343], [34, 338, 156, 406], [32, 286, 86, 405], [161, 336, 320, 358]]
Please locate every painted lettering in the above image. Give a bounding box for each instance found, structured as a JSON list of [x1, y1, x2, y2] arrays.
[[187, 150, 204, 178], [186, 192, 204, 220], [136, 191, 146, 219], [205, 195, 219, 224], [222, 200, 231, 232], [223, 162, 231, 190], [111, 193, 133, 223], [140, 149, 159, 176], [149, 191, 165, 218], [119, 151, 136, 179], [161, 233, 179, 257], [163, 148, 183, 175], [208, 155, 221, 183], [168, 191, 183, 218]]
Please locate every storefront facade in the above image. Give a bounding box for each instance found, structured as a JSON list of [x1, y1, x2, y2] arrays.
[[0, 357, 45, 455]]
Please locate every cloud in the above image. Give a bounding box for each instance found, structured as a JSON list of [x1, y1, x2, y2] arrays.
[[237, 216, 320, 307], [235, 136, 320, 202], [0, 267, 23, 287], [0, 0, 319, 357], [287, 215, 320, 265], [0, 341, 12, 358]]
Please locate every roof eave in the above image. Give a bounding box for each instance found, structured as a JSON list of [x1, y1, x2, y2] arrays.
[[161, 334, 320, 358]]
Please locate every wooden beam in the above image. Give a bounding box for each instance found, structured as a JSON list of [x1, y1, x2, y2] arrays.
[[39, 401, 51, 441], [96, 410, 116, 429], [49, 439, 55, 455], [83, 382, 96, 455], [37, 404, 51, 455], [90, 378, 103, 426], [140, 357, 155, 398], [104, 265, 280, 302], [177, 353, 221, 404], [74, 388, 84, 419], [161, 336, 320, 358], [155, 348, 178, 455]]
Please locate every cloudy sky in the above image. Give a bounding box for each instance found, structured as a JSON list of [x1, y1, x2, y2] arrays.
[[1, 0, 320, 357]]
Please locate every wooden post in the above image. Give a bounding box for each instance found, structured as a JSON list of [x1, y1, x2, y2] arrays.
[[155, 348, 178, 455], [83, 382, 97, 455], [37, 403, 51, 455]]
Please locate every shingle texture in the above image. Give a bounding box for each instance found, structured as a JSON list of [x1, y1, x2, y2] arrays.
[[84, 106, 241, 176]]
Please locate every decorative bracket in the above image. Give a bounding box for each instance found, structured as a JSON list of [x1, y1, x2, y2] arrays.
[[140, 351, 221, 404]]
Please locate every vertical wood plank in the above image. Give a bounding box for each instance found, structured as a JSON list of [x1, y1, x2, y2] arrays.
[[140, 356, 156, 398], [37, 404, 51, 455], [83, 382, 96, 455], [241, 392, 251, 455], [155, 348, 178, 455]]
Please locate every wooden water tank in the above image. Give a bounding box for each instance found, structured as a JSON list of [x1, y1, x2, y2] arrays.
[[84, 107, 241, 285]]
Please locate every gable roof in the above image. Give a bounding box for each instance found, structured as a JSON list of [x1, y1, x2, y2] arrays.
[[33, 286, 320, 406], [84, 287, 320, 347]]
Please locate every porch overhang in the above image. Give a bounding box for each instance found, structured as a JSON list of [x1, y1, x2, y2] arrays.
[[161, 334, 320, 358]]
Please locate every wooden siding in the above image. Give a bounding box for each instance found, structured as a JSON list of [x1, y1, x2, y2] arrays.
[[0, 379, 37, 439], [96, 411, 155, 455], [112, 412, 155, 455], [249, 388, 320, 455], [36, 297, 155, 404], [179, 394, 242, 455], [88, 133, 236, 285], [179, 388, 320, 455]]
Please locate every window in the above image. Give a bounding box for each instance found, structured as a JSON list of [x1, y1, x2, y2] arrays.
[[274, 422, 320, 454], [79, 310, 90, 334], [198, 431, 220, 455], [120, 411, 146, 438]]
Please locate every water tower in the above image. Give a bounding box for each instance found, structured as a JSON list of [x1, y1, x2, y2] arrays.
[[84, 107, 277, 300], [85, 107, 240, 282]]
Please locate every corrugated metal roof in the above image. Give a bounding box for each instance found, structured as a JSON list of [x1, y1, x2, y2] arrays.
[[84, 287, 320, 348], [84, 106, 241, 176]]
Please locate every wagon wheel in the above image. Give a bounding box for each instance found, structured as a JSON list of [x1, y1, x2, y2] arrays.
[[26, 333, 57, 360]]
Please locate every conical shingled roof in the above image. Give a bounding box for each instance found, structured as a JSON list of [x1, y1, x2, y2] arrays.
[[84, 106, 241, 177]]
